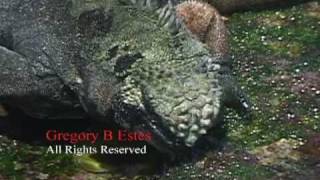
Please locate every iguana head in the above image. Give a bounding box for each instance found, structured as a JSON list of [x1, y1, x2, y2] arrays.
[[88, 2, 228, 154]]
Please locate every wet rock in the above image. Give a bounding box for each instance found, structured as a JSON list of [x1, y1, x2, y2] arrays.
[[250, 138, 302, 166], [291, 72, 320, 105], [36, 173, 49, 180], [305, 1, 320, 18], [0, 104, 8, 117], [299, 133, 320, 159]]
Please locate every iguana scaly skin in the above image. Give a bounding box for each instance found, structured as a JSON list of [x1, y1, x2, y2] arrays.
[[0, 0, 249, 154], [89, 0, 249, 151]]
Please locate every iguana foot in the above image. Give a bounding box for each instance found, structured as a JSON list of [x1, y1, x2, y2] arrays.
[[222, 75, 252, 119]]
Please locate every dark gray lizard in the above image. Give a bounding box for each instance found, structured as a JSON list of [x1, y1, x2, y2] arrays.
[[0, 0, 250, 155]]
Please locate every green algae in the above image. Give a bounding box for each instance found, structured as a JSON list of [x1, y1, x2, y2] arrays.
[[226, 1, 319, 143], [229, 5, 320, 58], [222, 2, 320, 178], [0, 136, 78, 179]]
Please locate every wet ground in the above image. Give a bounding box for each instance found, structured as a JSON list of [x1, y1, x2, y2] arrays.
[[0, 1, 319, 180]]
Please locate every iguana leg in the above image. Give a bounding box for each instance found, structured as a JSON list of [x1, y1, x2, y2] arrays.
[[196, 54, 251, 116], [220, 72, 251, 116]]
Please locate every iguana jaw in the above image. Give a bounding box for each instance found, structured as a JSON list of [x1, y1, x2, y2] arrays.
[[112, 93, 187, 155], [113, 53, 224, 153]]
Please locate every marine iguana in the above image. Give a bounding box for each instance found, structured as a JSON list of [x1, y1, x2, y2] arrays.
[[0, 0, 250, 155]]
